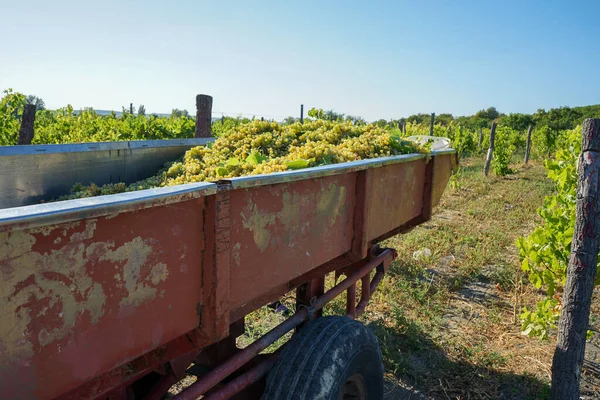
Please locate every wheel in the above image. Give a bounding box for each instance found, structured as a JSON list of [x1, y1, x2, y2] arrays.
[[262, 316, 383, 400]]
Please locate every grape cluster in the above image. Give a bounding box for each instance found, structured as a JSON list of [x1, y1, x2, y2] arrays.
[[60, 120, 426, 200]]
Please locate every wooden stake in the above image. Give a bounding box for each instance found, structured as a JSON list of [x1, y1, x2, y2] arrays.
[[429, 113, 435, 136], [18, 104, 36, 145], [550, 118, 600, 400], [483, 121, 497, 176], [300, 104, 304, 124], [524, 125, 533, 164], [478, 128, 483, 149], [195, 94, 213, 138]]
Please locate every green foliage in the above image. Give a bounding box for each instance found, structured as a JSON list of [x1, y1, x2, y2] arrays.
[[500, 113, 533, 132], [435, 113, 454, 126], [532, 125, 561, 158], [0, 89, 27, 145], [25, 94, 45, 111], [307, 107, 345, 121], [282, 116, 298, 125], [405, 113, 432, 125], [170, 108, 189, 118], [211, 116, 252, 137], [31, 107, 196, 144], [373, 119, 390, 128], [516, 126, 600, 338], [449, 125, 477, 156], [492, 127, 516, 176], [473, 107, 502, 128], [345, 115, 366, 125], [520, 299, 560, 340], [449, 165, 463, 190], [0, 88, 250, 145]]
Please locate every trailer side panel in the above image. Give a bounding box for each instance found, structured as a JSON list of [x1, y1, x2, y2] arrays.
[[227, 173, 356, 309], [0, 198, 207, 400]]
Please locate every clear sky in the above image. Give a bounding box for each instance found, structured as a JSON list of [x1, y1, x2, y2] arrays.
[[1, 0, 598, 121]]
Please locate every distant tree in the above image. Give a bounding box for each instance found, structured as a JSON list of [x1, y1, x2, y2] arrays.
[[324, 110, 344, 121], [500, 113, 534, 132], [25, 95, 45, 111], [138, 104, 146, 116], [547, 107, 581, 132], [282, 116, 297, 124], [576, 104, 600, 123], [171, 108, 190, 118], [406, 113, 430, 125], [308, 108, 345, 121], [374, 119, 389, 128], [473, 106, 501, 128], [436, 113, 454, 126]]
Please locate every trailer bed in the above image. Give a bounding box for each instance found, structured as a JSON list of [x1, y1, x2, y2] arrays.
[[0, 143, 457, 400]]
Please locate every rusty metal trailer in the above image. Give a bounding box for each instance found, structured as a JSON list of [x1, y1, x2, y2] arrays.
[[0, 138, 457, 400]]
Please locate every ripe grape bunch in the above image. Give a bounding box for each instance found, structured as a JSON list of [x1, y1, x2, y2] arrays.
[[63, 120, 427, 199]]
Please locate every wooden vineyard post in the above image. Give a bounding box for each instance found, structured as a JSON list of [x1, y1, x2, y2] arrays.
[[300, 104, 304, 124], [429, 113, 435, 136], [195, 94, 213, 138], [524, 125, 533, 164], [483, 121, 497, 176], [402, 120, 406, 135], [550, 118, 600, 400], [478, 127, 483, 149], [18, 104, 36, 145]]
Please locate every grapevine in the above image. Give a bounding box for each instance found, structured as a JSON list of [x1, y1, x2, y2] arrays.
[[516, 126, 600, 338]]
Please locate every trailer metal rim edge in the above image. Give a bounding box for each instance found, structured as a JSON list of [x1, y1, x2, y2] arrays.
[[0, 149, 455, 231], [216, 149, 454, 189], [0, 182, 218, 230], [0, 137, 215, 156]]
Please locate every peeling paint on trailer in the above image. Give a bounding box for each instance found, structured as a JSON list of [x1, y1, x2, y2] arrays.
[[229, 174, 355, 309], [365, 159, 427, 242], [239, 182, 347, 253], [0, 198, 206, 400]]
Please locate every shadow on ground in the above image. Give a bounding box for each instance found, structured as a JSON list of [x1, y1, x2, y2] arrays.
[[368, 318, 550, 400]]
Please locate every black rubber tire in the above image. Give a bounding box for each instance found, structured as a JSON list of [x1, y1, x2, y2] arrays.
[[262, 316, 383, 400]]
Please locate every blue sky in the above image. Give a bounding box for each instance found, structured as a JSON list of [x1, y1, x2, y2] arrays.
[[1, 0, 598, 121]]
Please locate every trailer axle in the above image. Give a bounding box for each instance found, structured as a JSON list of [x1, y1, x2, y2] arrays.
[[173, 247, 396, 400]]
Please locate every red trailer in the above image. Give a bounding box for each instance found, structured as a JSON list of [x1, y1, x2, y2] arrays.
[[0, 138, 457, 400]]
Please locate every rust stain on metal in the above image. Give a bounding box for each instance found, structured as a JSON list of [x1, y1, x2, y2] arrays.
[[0, 221, 171, 367], [98, 236, 168, 308], [240, 203, 276, 252], [315, 183, 347, 230], [0, 220, 106, 369], [232, 243, 241, 267], [239, 183, 346, 252], [1, 197, 207, 400]]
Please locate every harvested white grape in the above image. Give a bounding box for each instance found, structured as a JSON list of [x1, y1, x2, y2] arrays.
[[61, 120, 426, 199]]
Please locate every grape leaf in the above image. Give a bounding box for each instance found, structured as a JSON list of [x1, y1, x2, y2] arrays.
[[285, 159, 311, 170]]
